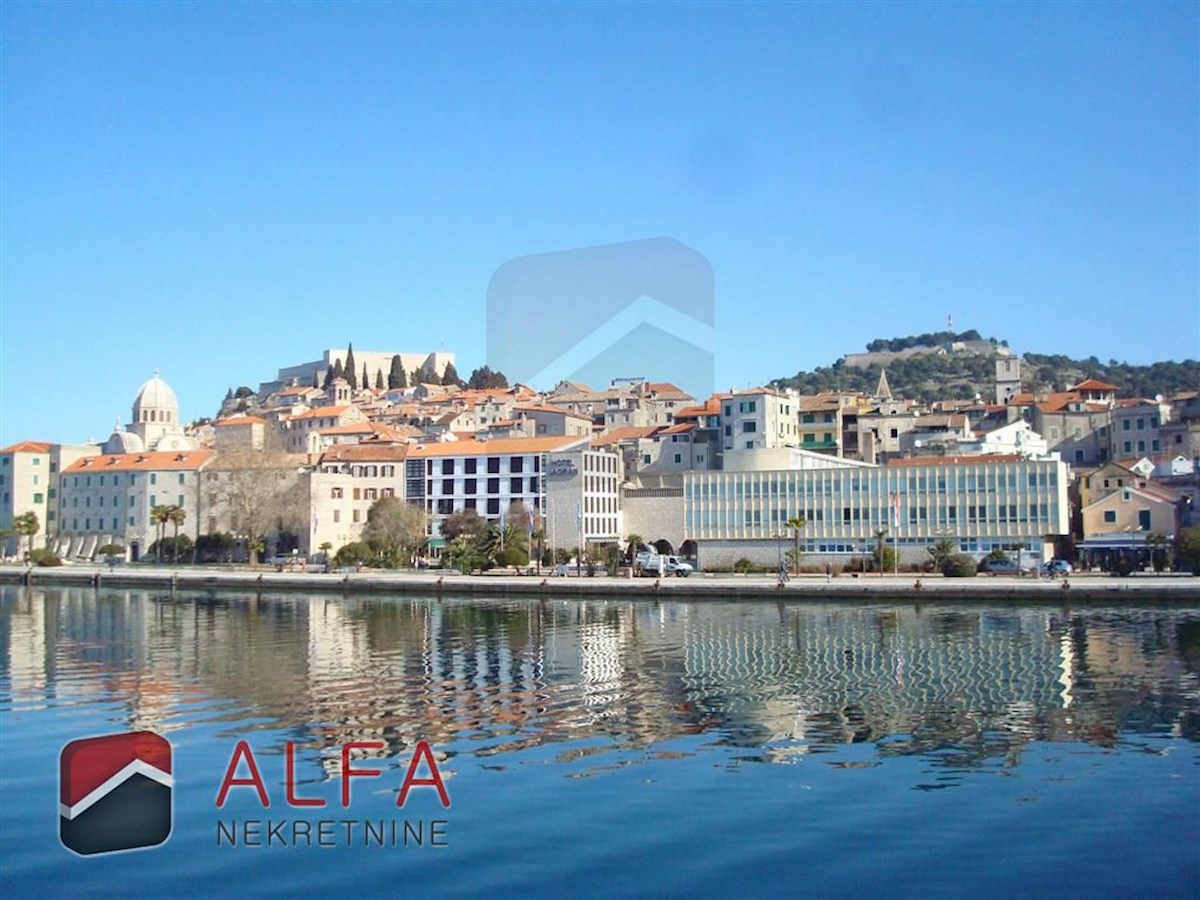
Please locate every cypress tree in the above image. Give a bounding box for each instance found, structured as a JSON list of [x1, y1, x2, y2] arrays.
[[333, 359, 344, 379], [397, 366, 408, 388], [344, 344, 357, 389], [388, 355, 405, 389], [374, 369, 384, 390], [362, 363, 369, 389], [224, 387, 234, 401], [312, 370, 320, 388], [324, 364, 336, 388], [441, 362, 461, 386]]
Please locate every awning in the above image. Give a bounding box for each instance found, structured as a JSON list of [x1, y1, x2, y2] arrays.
[[426, 537, 447, 549]]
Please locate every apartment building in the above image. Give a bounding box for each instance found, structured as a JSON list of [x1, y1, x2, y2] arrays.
[[309, 444, 408, 554], [57, 450, 214, 560]]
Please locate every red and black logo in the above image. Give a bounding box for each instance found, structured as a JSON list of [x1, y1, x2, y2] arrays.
[[59, 731, 173, 856]]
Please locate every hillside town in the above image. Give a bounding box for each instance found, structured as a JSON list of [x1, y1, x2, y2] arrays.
[[2, 344, 1197, 574]]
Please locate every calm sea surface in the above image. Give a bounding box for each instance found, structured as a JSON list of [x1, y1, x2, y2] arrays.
[[2, 585, 1197, 898]]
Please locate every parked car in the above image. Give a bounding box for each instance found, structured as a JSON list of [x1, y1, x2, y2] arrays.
[[978, 557, 1031, 575]]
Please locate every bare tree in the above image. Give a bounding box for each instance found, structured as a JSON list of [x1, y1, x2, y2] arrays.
[[208, 435, 308, 564], [362, 497, 427, 567]]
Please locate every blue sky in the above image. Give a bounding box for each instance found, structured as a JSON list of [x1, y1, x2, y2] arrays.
[[2, 1, 1196, 445]]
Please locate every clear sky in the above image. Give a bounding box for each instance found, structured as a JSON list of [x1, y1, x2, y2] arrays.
[[2, 1, 1197, 445]]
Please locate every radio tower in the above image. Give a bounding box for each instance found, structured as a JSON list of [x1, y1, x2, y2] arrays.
[[947, 312, 954, 332]]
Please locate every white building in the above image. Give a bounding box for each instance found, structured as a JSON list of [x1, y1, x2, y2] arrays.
[[683, 455, 1070, 570], [405, 436, 619, 551], [265, 349, 456, 395], [58, 450, 214, 560], [308, 444, 408, 554]]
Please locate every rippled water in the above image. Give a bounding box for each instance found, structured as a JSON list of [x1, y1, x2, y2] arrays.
[[2, 586, 1198, 897]]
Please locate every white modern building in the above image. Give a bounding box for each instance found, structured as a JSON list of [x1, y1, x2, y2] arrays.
[[683, 455, 1070, 570], [405, 436, 619, 551]]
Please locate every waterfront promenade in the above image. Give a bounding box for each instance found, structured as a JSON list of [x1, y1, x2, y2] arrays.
[[2, 563, 1197, 601]]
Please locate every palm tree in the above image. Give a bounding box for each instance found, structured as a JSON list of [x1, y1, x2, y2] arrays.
[[625, 533, 644, 564], [167, 505, 187, 563], [785, 516, 806, 575], [874, 528, 889, 577], [13, 512, 39, 561], [150, 505, 172, 562]]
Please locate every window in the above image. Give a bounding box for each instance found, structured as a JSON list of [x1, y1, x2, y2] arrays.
[[331, 487, 343, 499], [642, 454, 651, 464], [745, 440, 754, 449], [1103, 510, 1117, 523], [465, 458, 477, 474], [510, 477, 523, 493], [150, 473, 157, 484], [333, 509, 341, 523], [889, 428, 898, 439], [437, 499, 454, 515], [528, 477, 538, 492], [442, 459, 454, 475], [674, 454, 682, 464], [510, 456, 524, 473], [178, 473, 185, 484], [743, 422, 757, 433], [486, 498, 500, 515], [487, 478, 499, 494], [442, 478, 454, 494], [353, 488, 361, 500], [487, 457, 500, 474], [352, 509, 360, 523], [724, 425, 731, 437], [464, 478, 477, 494], [33, 492, 43, 503]]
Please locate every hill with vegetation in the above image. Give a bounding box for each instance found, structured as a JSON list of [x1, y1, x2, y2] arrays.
[[770, 332, 1199, 402]]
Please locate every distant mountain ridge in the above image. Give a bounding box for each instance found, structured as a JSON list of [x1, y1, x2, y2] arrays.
[[770, 332, 1199, 402]]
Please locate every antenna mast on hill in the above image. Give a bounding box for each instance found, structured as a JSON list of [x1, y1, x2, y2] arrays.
[[947, 312, 953, 332]]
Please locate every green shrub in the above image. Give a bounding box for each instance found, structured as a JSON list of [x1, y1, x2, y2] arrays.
[[733, 558, 759, 574], [941, 553, 977, 578], [333, 541, 376, 568], [30, 548, 63, 567], [96, 543, 125, 557]]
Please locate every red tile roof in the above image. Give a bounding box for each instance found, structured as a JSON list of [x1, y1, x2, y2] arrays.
[[408, 436, 588, 457], [887, 454, 1023, 467], [66, 450, 214, 472], [214, 416, 266, 426], [1071, 378, 1118, 392], [320, 444, 409, 462], [592, 426, 662, 446], [0, 441, 54, 454]]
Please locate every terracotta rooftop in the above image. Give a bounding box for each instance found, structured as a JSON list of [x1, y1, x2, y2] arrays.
[[320, 444, 409, 463], [887, 454, 1023, 467], [66, 450, 214, 473], [0, 441, 55, 454], [592, 426, 662, 446], [408, 436, 589, 457], [1071, 378, 1118, 392], [214, 416, 266, 426]]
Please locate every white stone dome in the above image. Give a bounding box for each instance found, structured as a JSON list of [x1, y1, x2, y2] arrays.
[[103, 430, 145, 455], [132, 372, 179, 423]]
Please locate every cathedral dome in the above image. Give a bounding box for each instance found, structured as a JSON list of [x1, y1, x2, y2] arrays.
[[132, 372, 179, 426]]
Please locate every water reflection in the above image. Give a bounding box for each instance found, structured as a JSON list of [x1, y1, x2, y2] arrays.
[[3, 587, 1198, 780]]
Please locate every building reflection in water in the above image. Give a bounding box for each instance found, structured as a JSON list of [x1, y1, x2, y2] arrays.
[[3, 587, 1198, 780]]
